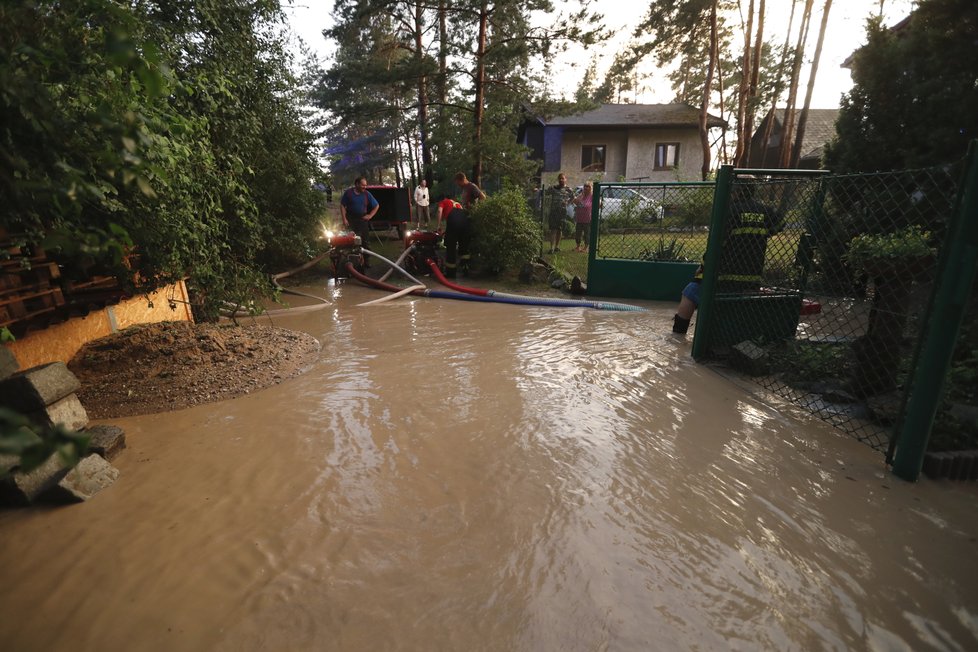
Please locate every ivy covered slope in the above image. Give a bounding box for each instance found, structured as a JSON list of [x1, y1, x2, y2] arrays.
[[1, 0, 325, 321]]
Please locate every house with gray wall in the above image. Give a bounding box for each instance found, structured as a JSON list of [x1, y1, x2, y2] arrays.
[[519, 103, 726, 187]]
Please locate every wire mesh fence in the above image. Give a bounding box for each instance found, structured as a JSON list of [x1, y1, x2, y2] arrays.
[[695, 164, 965, 454], [584, 182, 715, 263]]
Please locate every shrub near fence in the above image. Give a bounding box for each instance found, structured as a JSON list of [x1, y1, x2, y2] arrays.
[[692, 157, 978, 482]]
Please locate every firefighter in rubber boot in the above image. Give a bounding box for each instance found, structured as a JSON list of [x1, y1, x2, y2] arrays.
[[672, 179, 783, 335], [715, 180, 783, 293], [673, 264, 702, 334], [436, 196, 471, 279]]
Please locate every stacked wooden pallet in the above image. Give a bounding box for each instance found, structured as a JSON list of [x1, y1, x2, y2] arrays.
[[0, 230, 124, 337], [1, 236, 66, 336]]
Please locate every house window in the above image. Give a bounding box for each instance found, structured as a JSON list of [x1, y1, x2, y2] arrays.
[[654, 142, 680, 170], [581, 145, 606, 172]]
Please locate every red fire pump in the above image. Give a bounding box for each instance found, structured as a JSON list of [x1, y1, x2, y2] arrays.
[[327, 231, 365, 279], [403, 229, 444, 275]]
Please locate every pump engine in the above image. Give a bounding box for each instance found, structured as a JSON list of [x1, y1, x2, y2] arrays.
[[403, 229, 444, 275], [327, 231, 365, 279]]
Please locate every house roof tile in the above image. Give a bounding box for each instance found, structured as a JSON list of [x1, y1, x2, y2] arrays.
[[777, 108, 839, 161], [546, 103, 726, 129]]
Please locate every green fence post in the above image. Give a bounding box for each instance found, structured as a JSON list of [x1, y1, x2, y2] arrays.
[[892, 142, 978, 481], [587, 182, 601, 277], [691, 165, 734, 360]]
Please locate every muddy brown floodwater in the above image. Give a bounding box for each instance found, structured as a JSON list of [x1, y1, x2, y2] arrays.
[[2, 277, 977, 651]]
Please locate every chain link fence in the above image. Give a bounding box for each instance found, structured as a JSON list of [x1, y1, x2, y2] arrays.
[[694, 163, 969, 458], [580, 182, 715, 263]]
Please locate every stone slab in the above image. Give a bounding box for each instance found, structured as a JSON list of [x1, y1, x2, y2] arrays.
[[43, 454, 119, 503], [86, 424, 127, 461], [730, 340, 769, 376], [0, 453, 67, 507], [29, 393, 89, 431], [0, 361, 81, 412], [0, 453, 19, 475]]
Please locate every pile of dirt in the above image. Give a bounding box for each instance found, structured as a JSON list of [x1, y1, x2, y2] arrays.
[[68, 320, 320, 419]]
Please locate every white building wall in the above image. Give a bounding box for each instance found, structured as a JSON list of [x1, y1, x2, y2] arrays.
[[625, 128, 704, 181], [551, 127, 708, 188], [554, 130, 628, 188]]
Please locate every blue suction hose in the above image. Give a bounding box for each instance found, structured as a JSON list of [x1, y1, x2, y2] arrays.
[[347, 262, 645, 312]]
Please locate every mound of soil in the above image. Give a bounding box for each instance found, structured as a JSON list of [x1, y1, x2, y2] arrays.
[[68, 321, 320, 419]]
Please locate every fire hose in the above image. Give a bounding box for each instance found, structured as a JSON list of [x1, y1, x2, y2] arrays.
[[346, 259, 645, 311], [423, 259, 646, 312]]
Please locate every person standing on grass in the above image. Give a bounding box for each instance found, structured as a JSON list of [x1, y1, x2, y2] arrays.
[[340, 177, 380, 266], [414, 179, 430, 228], [546, 172, 573, 254], [572, 182, 593, 253], [454, 171, 486, 210]]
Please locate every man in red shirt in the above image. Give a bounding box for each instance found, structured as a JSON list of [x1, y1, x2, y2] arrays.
[[436, 196, 470, 279]]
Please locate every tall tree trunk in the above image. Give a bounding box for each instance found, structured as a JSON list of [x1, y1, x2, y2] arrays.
[[472, 1, 488, 186], [438, 0, 448, 107], [790, 0, 832, 167], [699, 1, 719, 181], [779, 0, 814, 167], [393, 131, 403, 186], [741, 0, 766, 166], [734, 0, 755, 166], [760, 0, 798, 166], [717, 42, 728, 165], [403, 126, 417, 185], [413, 0, 434, 187]]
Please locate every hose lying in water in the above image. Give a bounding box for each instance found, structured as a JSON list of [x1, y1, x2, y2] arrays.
[[378, 244, 416, 284], [363, 248, 425, 287], [270, 252, 332, 305], [356, 284, 427, 307], [220, 251, 334, 320], [347, 262, 644, 311], [423, 259, 646, 312]]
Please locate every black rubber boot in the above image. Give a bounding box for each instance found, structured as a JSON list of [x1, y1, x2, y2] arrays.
[[672, 314, 691, 335]]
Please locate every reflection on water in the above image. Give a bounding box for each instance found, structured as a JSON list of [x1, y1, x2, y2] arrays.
[[2, 279, 977, 651]]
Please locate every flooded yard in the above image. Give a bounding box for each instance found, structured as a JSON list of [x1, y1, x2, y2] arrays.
[[1, 278, 977, 651]]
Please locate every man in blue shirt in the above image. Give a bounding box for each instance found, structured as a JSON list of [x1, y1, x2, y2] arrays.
[[340, 177, 380, 265]]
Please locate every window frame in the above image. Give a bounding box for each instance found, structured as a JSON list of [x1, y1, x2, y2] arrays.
[[581, 144, 606, 172], [654, 142, 681, 171]]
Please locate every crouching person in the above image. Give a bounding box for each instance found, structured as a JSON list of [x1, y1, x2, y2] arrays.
[[673, 264, 702, 335], [436, 196, 472, 279]]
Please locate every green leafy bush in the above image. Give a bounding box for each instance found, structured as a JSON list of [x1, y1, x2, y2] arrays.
[[775, 341, 852, 384], [672, 186, 714, 227], [845, 225, 935, 272], [1, 0, 325, 322], [0, 408, 89, 476], [469, 189, 539, 274]]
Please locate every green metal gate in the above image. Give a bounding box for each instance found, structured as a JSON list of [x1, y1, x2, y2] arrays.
[[584, 181, 714, 301]]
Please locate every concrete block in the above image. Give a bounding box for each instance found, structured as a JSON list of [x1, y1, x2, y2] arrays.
[[0, 362, 81, 412], [43, 454, 119, 503], [730, 340, 769, 376], [86, 424, 127, 461], [0, 454, 19, 475], [0, 346, 18, 380], [0, 453, 67, 506], [29, 393, 89, 431]]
